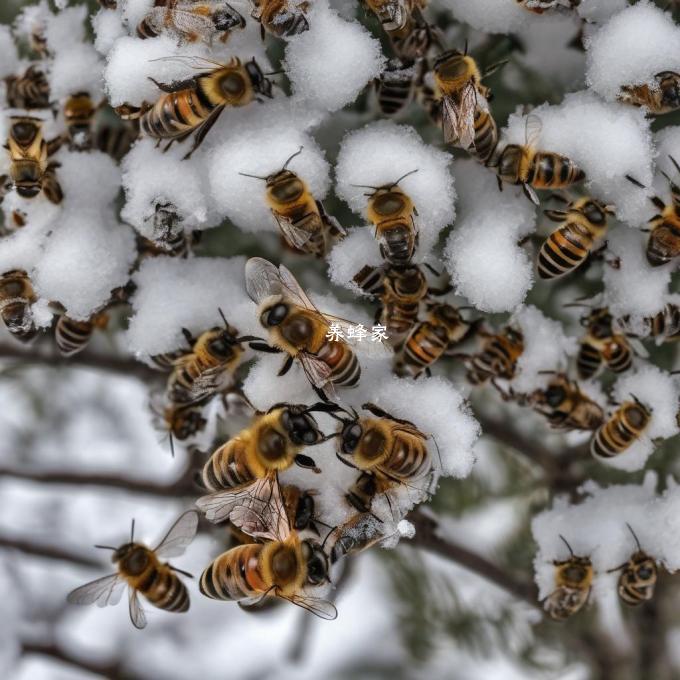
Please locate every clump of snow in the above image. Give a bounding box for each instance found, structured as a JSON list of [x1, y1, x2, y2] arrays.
[[577, 0, 628, 22], [208, 126, 331, 234], [586, 1, 680, 103], [0, 27, 20, 79], [327, 229, 386, 296], [126, 257, 259, 358], [285, 1, 385, 112], [502, 92, 654, 226], [602, 227, 672, 319], [49, 43, 105, 101], [437, 0, 537, 34], [92, 7, 126, 55], [56, 150, 121, 209], [445, 160, 536, 313], [510, 305, 577, 393], [335, 121, 456, 257], [122, 139, 213, 235], [593, 366, 680, 472], [44, 5, 88, 52]]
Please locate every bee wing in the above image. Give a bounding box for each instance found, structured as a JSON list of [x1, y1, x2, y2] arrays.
[[525, 114, 543, 148], [153, 510, 199, 559], [128, 588, 148, 630], [318, 201, 346, 237], [142, 7, 167, 33], [454, 85, 478, 149], [67, 573, 125, 608], [245, 257, 286, 304], [272, 211, 314, 251], [440, 97, 461, 145], [278, 264, 320, 312], [188, 365, 232, 399], [196, 476, 292, 542], [282, 592, 338, 620], [298, 351, 334, 389], [628, 336, 649, 359], [164, 8, 218, 35]]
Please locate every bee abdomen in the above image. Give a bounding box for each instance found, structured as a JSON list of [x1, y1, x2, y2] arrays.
[[604, 341, 632, 373], [137, 17, 160, 39], [576, 342, 601, 379], [199, 546, 260, 601], [202, 441, 253, 491], [538, 224, 592, 280], [384, 302, 420, 336], [401, 323, 446, 375], [530, 152, 585, 189], [591, 418, 640, 458], [471, 109, 498, 166], [143, 569, 190, 612], [317, 342, 361, 387], [55, 316, 94, 356]]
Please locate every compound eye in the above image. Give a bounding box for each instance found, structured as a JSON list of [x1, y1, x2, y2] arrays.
[[342, 423, 362, 452], [263, 303, 288, 327], [546, 386, 565, 407]]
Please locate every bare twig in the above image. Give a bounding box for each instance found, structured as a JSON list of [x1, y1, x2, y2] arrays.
[[0, 465, 197, 498], [408, 510, 540, 609], [0, 535, 102, 568], [0, 342, 160, 383], [22, 641, 136, 680]]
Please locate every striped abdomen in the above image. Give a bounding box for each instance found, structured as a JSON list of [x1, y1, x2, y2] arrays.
[[94, 124, 138, 162], [382, 431, 430, 480], [528, 152, 585, 190], [375, 70, 414, 116], [135, 562, 189, 612], [576, 341, 602, 379], [376, 221, 417, 265], [602, 337, 632, 373], [646, 221, 680, 267], [315, 341, 360, 387], [538, 221, 596, 279], [141, 87, 215, 141], [400, 322, 448, 376], [471, 108, 498, 166], [55, 316, 94, 356], [201, 437, 254, 491], [644, 305, 680, 339], [5, 68, 50, 110], [200, 545, 264, 601], [382, 299, 420, 337], [590, 402, 651, 458], [468, 335, 522, 384], [618, 553, 657, 605], [137, 15, 162, 39]]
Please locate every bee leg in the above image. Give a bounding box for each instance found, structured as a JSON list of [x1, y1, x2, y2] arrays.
[[181, 327, 195, 346], [496, 176, 503, 192], [248, 342, 280, 353], [335, 452, 360, 470], [294, 453, 321, 474], [168, 564, 194, 578], [313, 385, 331, 403], [182, 106, 224, 160], [147, 76, 196, 94], [278, 355, 294, 376]]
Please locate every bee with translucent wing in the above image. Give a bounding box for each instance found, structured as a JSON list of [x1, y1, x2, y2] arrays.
[[575, 307, 632, 380], [0, 270, 38, 343], [198, 474, 337, 620], [590, 397, 652, 460], [544, 535, 593, 621], [67, 511, 199, 629], [245, 258, 389, 395], [619, 72, 680, 115], [239, 147, 345, 258], [250, 0, 310, 39], [608, 524, 658, 606], [517, 0, 580, 13]]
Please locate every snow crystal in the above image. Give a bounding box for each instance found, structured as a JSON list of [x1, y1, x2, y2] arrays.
[[284, 2, 385, 112], [335, 121, 456, 257], [208, 126, 331, 234], [502, 91, 654, 226], [586, 1, 680, 103], [602, 227, 672, 319], [593, 366, 680, 472], [445, 160, 536, 313], [33, 211, 136, 320], [122, 138, 212, 235], [126, 256, 259, 358], [510, 305, 577, 394]]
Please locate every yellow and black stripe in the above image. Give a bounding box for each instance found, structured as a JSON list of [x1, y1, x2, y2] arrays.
[[590, 400, 651, 458]]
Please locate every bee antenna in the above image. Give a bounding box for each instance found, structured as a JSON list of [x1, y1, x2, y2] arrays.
[[169, 432, 175, 458], [563, 302, 591, 309], [282, 146, 303, 171], [390, 169, 419, 188], [350, 183, 380, 190], [625, 522, 642, 551], [558, 534, 574, 556], [625, 174, 646, 189], [130, 518, 136, 543], [218, 307, 229, 329], [320, 525, 337, 551], [94, 544, 116, 551], [463, 39, 468, 56], [669, 154, 680, 177], [238, 171, 269, 180]]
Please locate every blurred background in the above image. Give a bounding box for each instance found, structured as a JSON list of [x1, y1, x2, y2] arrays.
[[2, 1, 680, 679]]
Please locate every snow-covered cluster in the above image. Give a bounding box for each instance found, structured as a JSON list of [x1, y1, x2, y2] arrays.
[[2, 0, 680, 653]]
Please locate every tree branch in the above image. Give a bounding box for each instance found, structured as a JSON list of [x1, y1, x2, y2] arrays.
[[0, 535, 101, 568], [0, 342, 160, 383], [0, 465, 196, 498], [408, 510, 540, 609]]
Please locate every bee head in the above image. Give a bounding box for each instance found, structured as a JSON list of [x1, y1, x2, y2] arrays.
[[281, 406, 322, 445], [302, 540, 329, 585]]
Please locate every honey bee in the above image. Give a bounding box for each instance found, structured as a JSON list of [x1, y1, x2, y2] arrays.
[[576, 308, 632, 380], [6, 116, 63, 204], [397, 303, 475, 378], [5, 65, 50, 110], [0, 270, 38, 343], [528, 373, 604, 431], [143, 201, 190, 256], [628, 157, 680, 267], [333, 402, 433, 513], [538, 198, 614, 280], [67, 511, 198, 629], [494, 115, 585, 205], [55, 312, 110, 357], [326, 512, 394, 564], [196, 403, 329, 523], [150, 349, 190, 372], [591, 398, 652, 459], [608, 524, 657, 606], [136, 0, 245, 44], [63, 92, 98, 150], [250, 0, 310, 39], [544, 535, 592, 621], [616, 304, 680, 342], [357, 170, 419, 266], [374, 59, 419, 117], [199, 475, 336, 619], [619, 72, 680, 115], [140, 57, 273, 159], [245, 258, 371, 395], [167, 315, 246, 404], [160, 401, 208, 448], [432, 47, 503, 150], [517, 0, 580, 13], [239, 148, 345, 258], [465, 327, 524, 387]]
